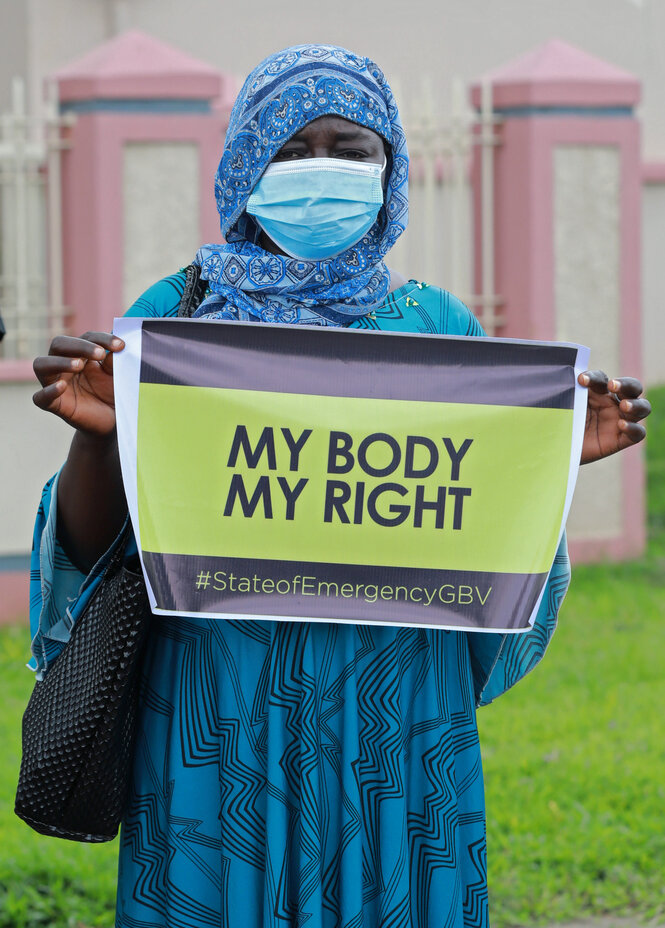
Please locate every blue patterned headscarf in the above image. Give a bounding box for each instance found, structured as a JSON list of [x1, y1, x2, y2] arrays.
[[193, 44, 409, 325]]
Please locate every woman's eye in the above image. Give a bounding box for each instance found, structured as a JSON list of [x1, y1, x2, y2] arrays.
[[273, 150, 304, 161], [335, 150, 368, 160]]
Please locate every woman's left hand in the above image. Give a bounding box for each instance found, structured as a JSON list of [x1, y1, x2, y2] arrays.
[[579, 371, 651, 464]]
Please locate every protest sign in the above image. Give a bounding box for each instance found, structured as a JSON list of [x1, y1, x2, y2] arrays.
[[114, 317, 589, 632]]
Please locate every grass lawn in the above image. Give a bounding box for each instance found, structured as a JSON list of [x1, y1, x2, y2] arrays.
[[0, 386, 663, 928], [480, 385, 665, 926], [0, 623, 118, 928]]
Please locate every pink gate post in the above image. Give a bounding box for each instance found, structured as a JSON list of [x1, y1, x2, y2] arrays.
[[0, 32, 236, 627], [471, 40, 645, 562], [54, 29, 234, 333]]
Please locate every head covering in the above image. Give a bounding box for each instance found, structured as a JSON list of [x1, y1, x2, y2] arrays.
[[194, 43, 409, 325]]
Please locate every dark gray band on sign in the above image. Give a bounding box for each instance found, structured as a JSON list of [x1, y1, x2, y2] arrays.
[[142, 552, 548, 630], [139, 319, 578, 410]]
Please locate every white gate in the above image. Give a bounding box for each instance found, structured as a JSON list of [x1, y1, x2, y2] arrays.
[[0, 78, 70, 361]]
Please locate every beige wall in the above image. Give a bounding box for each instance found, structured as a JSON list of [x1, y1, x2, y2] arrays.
[[122, 141, 201, 308], [0, 381, 73, 557], [642, 184, 665, 387], [0, 0, 28, 110], [7, 0, 665, 159]]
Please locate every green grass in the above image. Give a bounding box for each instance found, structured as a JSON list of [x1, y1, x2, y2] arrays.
[[0, 625, 117, 928], [479, 384, 665, 926], [1, 387, 663, 927]]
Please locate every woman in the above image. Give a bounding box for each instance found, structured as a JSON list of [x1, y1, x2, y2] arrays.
[[31, 45, 650, 928]]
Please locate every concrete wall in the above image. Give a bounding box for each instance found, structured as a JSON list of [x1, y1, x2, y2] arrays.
[[0, 0, 27, 109], [642, 180, 665, 387], [554, 146, 624, 546], [122, 141, 201, 307], [5, 0, 665, 160], [0, 377, 73, 623], [0, 380, 72, 558]]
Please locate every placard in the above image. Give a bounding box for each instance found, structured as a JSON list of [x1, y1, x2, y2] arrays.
[[114, 317, 588, 632]]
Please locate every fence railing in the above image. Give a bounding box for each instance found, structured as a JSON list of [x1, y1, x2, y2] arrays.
[[0, 78, 71, 361], [389, 79, 502, 334]]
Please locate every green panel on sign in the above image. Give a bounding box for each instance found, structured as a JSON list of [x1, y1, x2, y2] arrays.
[[137, 384, 571, 574]]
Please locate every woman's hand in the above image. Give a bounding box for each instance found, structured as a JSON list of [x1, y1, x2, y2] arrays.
[[579, 370, 651, 465], [33, 332, 125, 438], [33, 331, 128, 569]]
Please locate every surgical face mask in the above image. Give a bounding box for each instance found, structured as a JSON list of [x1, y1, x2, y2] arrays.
[[246, 156, 386, 261]]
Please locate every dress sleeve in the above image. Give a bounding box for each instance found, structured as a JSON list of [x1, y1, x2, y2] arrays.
[[27, 271, 186, 677], [28, 473, 131, 679], [466, 535, 571, 707]]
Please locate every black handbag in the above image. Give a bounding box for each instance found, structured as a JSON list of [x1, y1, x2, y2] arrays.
[[15, 527, 152, 842]]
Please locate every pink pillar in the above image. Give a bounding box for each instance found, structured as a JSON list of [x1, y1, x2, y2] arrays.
[[471, 40, 645, 562], [53, 30, 234, 333]]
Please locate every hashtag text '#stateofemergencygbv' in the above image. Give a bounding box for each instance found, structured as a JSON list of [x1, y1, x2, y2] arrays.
[[194, 570, 492, 607]]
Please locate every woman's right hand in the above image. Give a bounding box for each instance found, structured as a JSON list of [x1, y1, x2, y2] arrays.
[[33, 331, 125, 437]]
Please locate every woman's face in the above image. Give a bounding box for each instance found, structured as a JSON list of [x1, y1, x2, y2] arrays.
[[258, 115, 387, 255]]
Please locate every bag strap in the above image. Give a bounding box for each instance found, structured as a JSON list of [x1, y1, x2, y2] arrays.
[[178, 264, 209, 318], [100, 520, 135, 580]]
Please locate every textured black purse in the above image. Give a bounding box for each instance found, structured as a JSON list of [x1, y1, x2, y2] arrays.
[[15, 528, 152, 842]]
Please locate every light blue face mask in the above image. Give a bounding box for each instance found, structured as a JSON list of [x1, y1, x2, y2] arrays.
[[246, 157, 386, 261]]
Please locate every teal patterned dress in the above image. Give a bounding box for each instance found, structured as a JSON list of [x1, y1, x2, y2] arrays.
[[29, 274, 570, 928]]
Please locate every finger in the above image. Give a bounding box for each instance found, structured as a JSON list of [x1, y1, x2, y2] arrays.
[[618, 397, 651, 422], [608, 377, 644, 400], [32, 380, 67, 411], [48, 335, 109, 361], [618, 420, 647, 445], [578, 370, 609, 393], [100, 349, 116, 376], [79, 332, 124, 375], [48, 332, 124, 360], [33, 355, 86, 385], [80, 331, 124, 352]]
